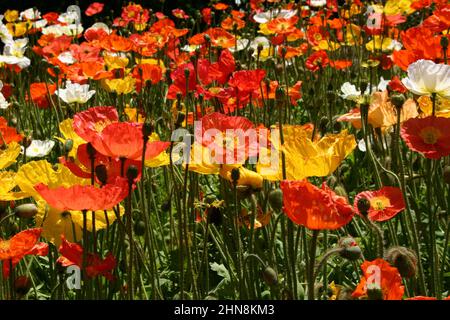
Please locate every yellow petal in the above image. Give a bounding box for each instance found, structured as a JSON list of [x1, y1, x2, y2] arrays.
[[0, 142, 21, 170]]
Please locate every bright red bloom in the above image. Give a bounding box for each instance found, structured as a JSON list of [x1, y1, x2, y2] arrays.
[[73, 106, 119, 142], [57, 236, 116, 281], [196, 112, 258, 164], [90, 122, 170, 161], [85, 2, 104, 16], [201, 8, 212, 25], [305, 50, 329, 72], [0, 228, 48, 278], [34, 176, 129, 211], [228, 69, 266, 95], [352, 258, 404, 300], [407, 296, 438, 300], [0, 117, 23, 145], [401, 116, 450, 159], [28, 82, 56, 109], [172, 8, 189, 19], [132, 64, 163, 91], [280, 180, 354, 230], [354, 186, 405, 222], [388, 76, 407, 94]]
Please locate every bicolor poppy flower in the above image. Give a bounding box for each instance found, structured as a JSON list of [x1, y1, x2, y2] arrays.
[[34, 176, 129, 211], [305, 50, 329, 71], [354, 186, 405, 222], [57, 236, 116, 281], [266, 16, 299, 35], [280, 180, 354, 230], [73, 106, 119, 142], [401, 116, 450, 159], [0, 228, 49, 278], [85, 2, 104, 16], [352, 258, 404, 300]]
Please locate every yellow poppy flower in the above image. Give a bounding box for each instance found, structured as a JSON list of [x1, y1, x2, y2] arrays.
[[417, 95, 450, 118], [55, 118, 86, 159], [69, 205, 125, 232], [316, 40, 340, 51], [124, 107, 145, 123], [219, 165, 263, 189], [344, 24, 362, 46], [365, 36, 393, 52], [6, 22, 32, 37], [102, 76, 136, 95], [104, 54, 129, 70], [133, 22, 147, 32], [0, 171, 28, 200], [144, 132, 171, 167], [36, 200, 83, 247], [186, 142, 220, 175], [0, 141, 21, 170], [258, 23, 274, 35], [15, 160, 89, 200], [4, 10, 19, 22], [384, 0, 415, 16], [258, 126, 356, 181]]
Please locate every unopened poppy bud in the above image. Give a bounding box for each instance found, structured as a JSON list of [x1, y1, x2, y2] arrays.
[[86, 142, 96, 159], [14, 203, 38, 219], [95, 164, 108, 185], [134, 220, 146, 236], [257, 43, 264, 53], [268, 188, 283, 211], [14, 276, 32, 297], [64, 139, 73, 154], [360, 81, 368, 94], [338, 236, 362, 261], [184, 68, 190, 78], [390, 93, 405, 108], [441, 36, 449, 50], [262, 266, 278, 286], [231, 168, 240, 185], [443, 166, 450, 184], [357, 198, 371, 216], [23, 136, 32, 148], [385, 246, 417, 278], [126, 165, 139, 183]]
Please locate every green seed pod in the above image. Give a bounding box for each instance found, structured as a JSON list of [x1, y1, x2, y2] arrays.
[[390, 93, 406, 108], [64, 139, 74, 154], [268, 188, 283, 211], [134, 220, 146, 236], [262, 266, 278, 286], [338, 236, 362, 261], [14, 203, 38, 219], [385, 246, 417, 278]]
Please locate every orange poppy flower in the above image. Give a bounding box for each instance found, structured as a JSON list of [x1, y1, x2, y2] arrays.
[[214, 3, 229, 10], [34, 176, 129, 211], [352, 258, 404, 300], [29, 82, 57, 109], [0, 228, 48, 278], [206, 28, 236, 49], [280, 180, 354, 230], [0, 117, 23, 146], [267, 16, 299, 35], [101, 33, 134, 52], [132, 64, 163, 89], [401, 116, 450, 159], [57, 235, 116, 281], [305, 50, 329, 71], [354, 186, 405, 222], [221, 16, 246, 30]]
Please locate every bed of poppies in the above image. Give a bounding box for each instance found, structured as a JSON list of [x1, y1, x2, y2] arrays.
[[0, 0, 449, 301]]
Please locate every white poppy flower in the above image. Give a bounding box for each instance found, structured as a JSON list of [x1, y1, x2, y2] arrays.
[[3, 38, 28, 57], [33, 19, 48, 29], [20, 8, 41, 20], [310, 0, 327, 7], [402, 59, 450, 99], [0, 55, 31, 69], [55, 81, 95, 104], [339, 82, 362, 101], [58, 51, 76, 64], [0, 17, 13, 43], [358, 139, 366, 152], [22, 140, 55, 158], [253, 9, 297, 24], [377, 76, 390, 92], [229, 38, 250, 52]]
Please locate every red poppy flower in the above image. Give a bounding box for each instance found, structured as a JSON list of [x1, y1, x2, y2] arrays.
[[305, 50, 329, 72], [280, 180, 354, 230], [388, 76, 407, 94], [406, 296, 438, 300], [0, 117, 23, 146], [85, 2, 104, 17], [57, 235, 116, 281], [196, 112, 258, 164], [202, 8, 212, 25], [34, 176, 129, 211], [401, 116, 450, 159], [354, 186, 405, 222], [267, 16, 299, 35], [352, 258, 404, 300], [90, 122, 170, 161], [73, 106, 119, 142], [0, 228, 48, 278], [228, 69, 266, 95]]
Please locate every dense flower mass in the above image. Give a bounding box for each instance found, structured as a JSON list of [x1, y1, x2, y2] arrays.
[[0, 0, 448, 302]]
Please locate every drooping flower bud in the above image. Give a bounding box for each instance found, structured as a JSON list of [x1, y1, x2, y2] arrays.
[[262, 266, 278, 286], [268, 188, 283, 211], [443, 166, 450, 185], [385, 246, 417, 278], [338, 237, 362, 261], [14, 203, 38, 219], [126, 165, 139, 184], [357, 197, 371, 216]]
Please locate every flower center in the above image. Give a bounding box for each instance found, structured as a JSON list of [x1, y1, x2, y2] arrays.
[[369, 196, 390, 210], [419, 126, 441, 145], [0, 240, 11, 251]]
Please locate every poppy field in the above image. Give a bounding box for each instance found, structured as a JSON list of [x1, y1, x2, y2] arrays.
[[0, 0, 449, 301]]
